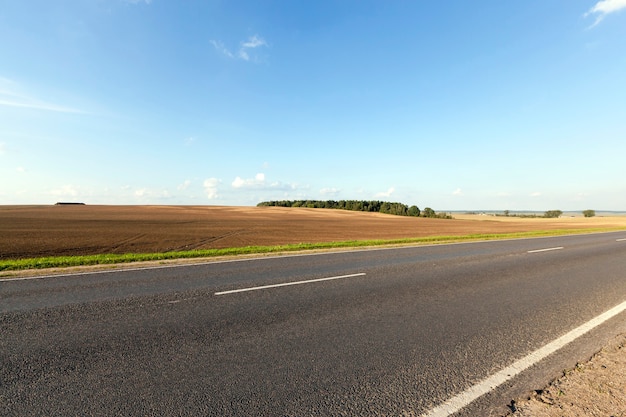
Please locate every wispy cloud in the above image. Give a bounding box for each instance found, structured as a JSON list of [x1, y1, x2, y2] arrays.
[[49, 185, 80, 197], [178, 180, 191, 191], [238, 35, 268, 61], [133, 187, 171, 200], [585, 0, 626, 28], [126, 0, 152, 5], [0, 142, 6, 156], [0, 98, 84, 113], [210, 35, 268, 62], [241, 35, 267, 49], [209, 40, 234, 58], [452, 188, 463, 196], [0, 78, 85, 113], [320, 187, 340, 196]]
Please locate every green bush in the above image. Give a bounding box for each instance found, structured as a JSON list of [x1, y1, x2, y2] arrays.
[[544, 210, 563, 218], [582, 209, 596, 218]]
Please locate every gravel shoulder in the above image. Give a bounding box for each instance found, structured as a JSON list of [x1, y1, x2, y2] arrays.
[[509, 334, 626, 416]]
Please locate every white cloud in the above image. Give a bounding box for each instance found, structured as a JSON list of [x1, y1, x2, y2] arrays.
[[231, 173, 300, 193], [238, 51, 250, 61], [452, 188, 463, 196], [106, 186, 171, 202], [204, 178, 220, 199], [16, 166, 26, 173], [239, 35, 268, 61], [241, 35, 267, 49], [50, 185, 79, 197], [211, 35, 268, 62], [232, 173, 266, 188], [375, 187, 395, 198], [320, 187, 340, 196], [0, 142, 5, 156], [530, 192, 542, 197], [585, 0, 626, 27], [126, 0, 152, 4], [177, 179, 191, 191], [210, 40, 234, 58], [574, 192, 589, 201], [133, 187, 171, 200]]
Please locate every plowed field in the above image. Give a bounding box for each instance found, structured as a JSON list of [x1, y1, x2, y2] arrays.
[[1, 205, 625, 260]]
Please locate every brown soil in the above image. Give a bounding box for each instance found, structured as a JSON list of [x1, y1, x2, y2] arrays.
[[510, 334, 626, 417], [2, 205, 625, 260]]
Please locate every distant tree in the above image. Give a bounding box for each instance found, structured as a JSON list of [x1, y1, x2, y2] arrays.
[[422, 207, 436, 218], [435, 212, 453, 219], [583, 209, 596, 218], [544, 210, 563, 218], [503, 210, 510, 217], [388, 203, 408, 216], [256, 200, 451, 219]]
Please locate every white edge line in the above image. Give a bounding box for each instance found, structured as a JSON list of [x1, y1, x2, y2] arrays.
[[617, 238, 626, 242], [527, 246, 564, 253], [421, 299, 626, 417], [214, 273, 366, 296]]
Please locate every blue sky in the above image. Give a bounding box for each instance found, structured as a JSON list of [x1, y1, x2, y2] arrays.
[[1, 0, 625, 210]]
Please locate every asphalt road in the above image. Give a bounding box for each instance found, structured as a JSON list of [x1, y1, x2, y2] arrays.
[[2, 232, 626, 416]]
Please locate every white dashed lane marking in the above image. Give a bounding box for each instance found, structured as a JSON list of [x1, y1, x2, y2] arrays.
[[214, 273, 367, 296], [527, 246, 564, 254]]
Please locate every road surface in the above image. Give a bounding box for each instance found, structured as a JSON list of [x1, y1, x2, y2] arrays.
[[2, 232, 626, 416]]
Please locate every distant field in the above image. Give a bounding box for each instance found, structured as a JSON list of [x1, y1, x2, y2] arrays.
[[2, 205, 626, 261]]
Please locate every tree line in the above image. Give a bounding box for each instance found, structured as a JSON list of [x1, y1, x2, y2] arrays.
[[257, 200, 451, 218], [498, 209, 595, 218]]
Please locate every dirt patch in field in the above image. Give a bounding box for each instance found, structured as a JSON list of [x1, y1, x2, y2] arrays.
[[1, 205, 625, 260]]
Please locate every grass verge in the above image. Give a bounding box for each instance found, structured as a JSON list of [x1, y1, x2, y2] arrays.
[[1, 228, 623, 272]]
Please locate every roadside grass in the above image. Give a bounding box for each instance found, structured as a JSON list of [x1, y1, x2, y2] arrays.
[[1, 227, 624, 272]]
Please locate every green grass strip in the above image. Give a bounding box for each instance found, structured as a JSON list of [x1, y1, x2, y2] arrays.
[[1, 227, 624, 272]]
